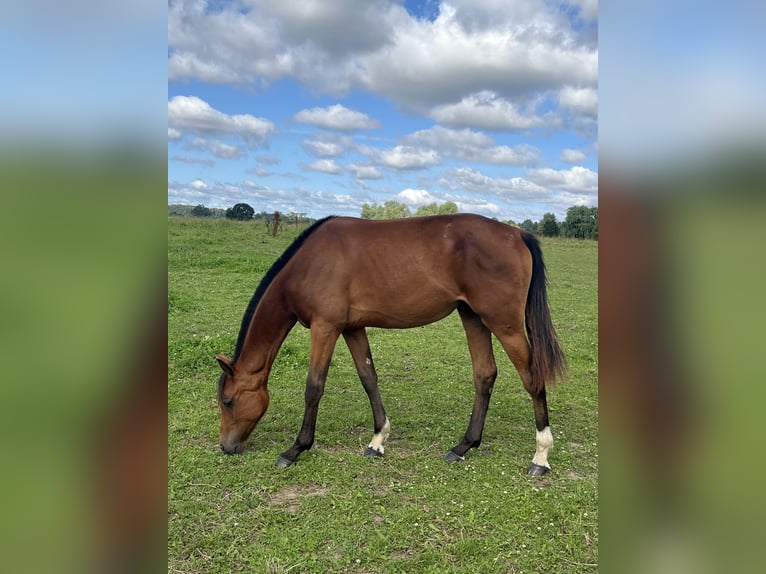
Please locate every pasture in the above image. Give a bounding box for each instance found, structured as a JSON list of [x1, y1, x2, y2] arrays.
[[168, 216, 598, 573]]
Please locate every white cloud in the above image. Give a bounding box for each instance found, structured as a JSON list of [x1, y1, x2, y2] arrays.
[[293, 104, 380, 132], [453, 197, 500, 215], [168, 95, 277, 142], [396, 188, 438, 206], [360, 3, 597, 108], [186, 137, 246, 160], [302, 133, 354, 158], [303, 139, 343, 157], [430, 91, 552, 131], [303, 159, 343, 174], [433, 165, 597, 220], [378, 145, 441, 170], [190, 179, 207, 189], [347, 163, 383, 179], [403, 125, 540, 166], [171, 155, 215, 167], [558, 86, 598, 118], [440, 167, 548, 198], [525, 166, 598, 193], [168, 127, 182, 139], [169, 2, 597, 110], [560, 148, 587, 163], [405, 125, 494, 150]]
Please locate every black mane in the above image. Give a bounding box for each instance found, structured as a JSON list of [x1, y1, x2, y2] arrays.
[[231, 216, 336, 363]]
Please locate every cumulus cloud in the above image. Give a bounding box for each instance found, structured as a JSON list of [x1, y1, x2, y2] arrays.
[[378, 145, 441, 170], [403, 125, 540, 166], [433, 165, 596, 219], [293, 104, 380, 132], [171, 155, 215, 167], [525, 165, 598, 193], [360, 2, 597, 108], [396, 188, 438, 206], [185, 137, 246, 160], [558, 86, 598, 118], [430, 91, 553, 131], [302, 133, 354, 158], [246, 167, 272, 177], [303, 159, 343, 174], [168, 95, 277, 143], [440, 167, 548, 198], [347, 163, 383, 180], [169, 1, 597, 110], [560, 148, 587, 163]]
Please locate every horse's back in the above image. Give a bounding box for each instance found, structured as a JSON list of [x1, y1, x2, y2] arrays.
[[281, 215, 532, 328]]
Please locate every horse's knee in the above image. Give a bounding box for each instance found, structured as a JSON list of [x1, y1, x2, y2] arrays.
[[304, 382, 325, 405], [475, 368, 497, 392]]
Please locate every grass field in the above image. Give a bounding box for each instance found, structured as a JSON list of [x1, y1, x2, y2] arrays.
[[168, 216, 598, 574]]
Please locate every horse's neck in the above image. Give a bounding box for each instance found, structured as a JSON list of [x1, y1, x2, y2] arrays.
[[236, 294, 296, 376]]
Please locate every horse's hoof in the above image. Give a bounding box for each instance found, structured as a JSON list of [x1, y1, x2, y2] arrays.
[[444, 450, 465, 462], [275, 455, 295, 468], [364, 447, 383, 458], [527, 462, 549, 476]]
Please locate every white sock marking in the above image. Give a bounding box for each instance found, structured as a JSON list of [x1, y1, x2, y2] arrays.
[[531, 426, 553, 468], [367, 417, 390, 454]]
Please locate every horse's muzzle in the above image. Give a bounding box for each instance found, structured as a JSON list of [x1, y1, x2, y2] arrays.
[[219, 441, 245, 454]]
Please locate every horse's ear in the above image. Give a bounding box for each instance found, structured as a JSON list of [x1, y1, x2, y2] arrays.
[[216, 354, 234, 376]]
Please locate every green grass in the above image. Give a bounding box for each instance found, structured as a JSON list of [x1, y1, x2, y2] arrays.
[[169, 216, 598, 573]]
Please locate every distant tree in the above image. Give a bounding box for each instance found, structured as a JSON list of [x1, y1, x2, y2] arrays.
[[225, 203, 255, 221], [191, 204, 212, 217], [562, 206, 598, 239], [361, 203, 385, 219], [540, 212, 560, 237], [361, 201, 411, 219], [415, 203, 440, 216], [437, 201, 458, 215], [383, 200, 411, 219], [519, 219, 538, 234]]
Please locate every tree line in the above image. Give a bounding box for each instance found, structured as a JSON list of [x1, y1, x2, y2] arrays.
[[515, 206, 598, 240], [360, 201, 597, 240], [172, 201, 597, 240], [170, 203, 314, 226], [361, 201, 458, 219]]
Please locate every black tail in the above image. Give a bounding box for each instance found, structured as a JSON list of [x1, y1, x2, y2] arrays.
[[521, 232, 567, 394]]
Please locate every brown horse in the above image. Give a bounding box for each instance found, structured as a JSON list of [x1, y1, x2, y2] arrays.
[[215, 214, 566, 475]]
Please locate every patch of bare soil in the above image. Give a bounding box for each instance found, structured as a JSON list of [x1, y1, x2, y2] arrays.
[[265, 485, 330, 513]]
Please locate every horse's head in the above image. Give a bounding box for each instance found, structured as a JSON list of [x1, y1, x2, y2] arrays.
[[215, 354, 270, 454]]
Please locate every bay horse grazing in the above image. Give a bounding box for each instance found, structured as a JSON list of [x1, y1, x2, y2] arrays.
[[215, 214, 566, 475]]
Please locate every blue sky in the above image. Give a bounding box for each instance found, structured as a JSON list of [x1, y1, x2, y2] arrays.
[[168, 0, 598, 222]]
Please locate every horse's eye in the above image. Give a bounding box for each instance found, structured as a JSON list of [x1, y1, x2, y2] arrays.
[[222, 398, 233, 408]]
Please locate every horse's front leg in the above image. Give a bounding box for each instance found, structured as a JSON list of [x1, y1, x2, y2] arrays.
[[276, 323, 339, 467]]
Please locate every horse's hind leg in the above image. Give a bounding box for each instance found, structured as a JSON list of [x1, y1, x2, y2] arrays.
[[276, 323, 340, 467], [343, 328, 390, 457], [492, 327, 553, 476], [445, 304, 498, 461]]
